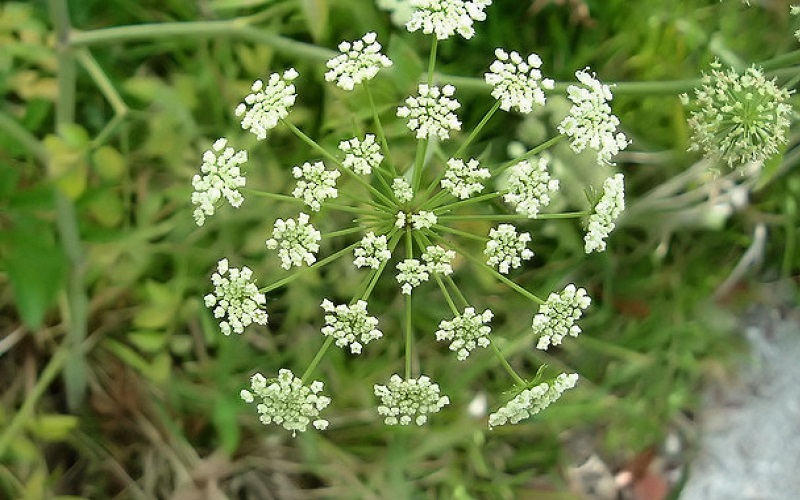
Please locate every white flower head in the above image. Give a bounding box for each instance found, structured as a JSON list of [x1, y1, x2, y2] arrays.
[[484, 224, 534, 274], [406, 0, 492, 40], [396, 210, 409, 228], [292, 161, 340, 211], [192, 138, 248, 226], [485, 49, 554, 113], [585, 173, 625, 253], [339, 134, 383, 174], [204, 258, 268, 336], [235, 68, 298, 140], [354, 232, 392, 269], [411, 210, 437, 230], [503, 158, 560, 218], [533, 284, 591, 350], [441, 158, 490, 199], [265, 213, 321, 269], [240, 369, 331, 436], [393, 177, 414, 203], [397, 84, 461, 140], [680, 60, 792, 168], [435, 307, 493, 360], [374, 374, 450, 425], [488, 373, 578, 428], [422, 245, 456, 275], [325, 32, 393, 91], [557, 68, 629, 165], [321, 299, 383, 354], [396, 258, 430, 294]]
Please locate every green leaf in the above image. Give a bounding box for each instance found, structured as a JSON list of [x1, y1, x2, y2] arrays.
[[86, 189, 124, 228], [128, 330, 169, 353], [91, 145, 126, 182], [212, 395, 241, 456], [386, 33, 423, 91], [6, 226, 67, 329], [300, 0, 329, 42], [26, 414, 79, 442]]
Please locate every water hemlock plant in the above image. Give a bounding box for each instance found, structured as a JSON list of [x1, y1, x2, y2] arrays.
[[192, 1, 630, 435]]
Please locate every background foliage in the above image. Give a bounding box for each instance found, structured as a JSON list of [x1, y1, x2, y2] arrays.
[[1, 0, 798, 498]]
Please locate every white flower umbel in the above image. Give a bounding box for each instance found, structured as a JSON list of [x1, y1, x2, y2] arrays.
[[484, 224, 534, 274], [422, 245, 456, 275], [204, 258, 268, 336], [585, 174, 625, 253], [485, 49, 554, 114], [533, 284, 591, 350], [441, 158, 490, 199], [793, 5, 800, 42], [488, 373, 578, 428], [435, 307, 493, 360], [558, 68, 629, 165], [325, 32, 393, 91], [354, 232, 392, 269], [503, 158, 560, 218], [406, 0, 492, 40], [265, 213, 321, 269], [320, 299, 383, 354], [680, 61, 792, 168], [393, 177, 414, 203], [397, 84, 461, 140], [396, 258, 430, 294], [240, 369, 331, 436], [374, 374, 450, 425], [192, 138, 247, 226], [292, 161, 340, 211], [339, 134, 384, 175], [411, 210, 437, 229], [235, 68, 298, 140]]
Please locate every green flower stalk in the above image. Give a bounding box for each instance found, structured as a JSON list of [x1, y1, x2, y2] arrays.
[[193, 1, 628, 434]]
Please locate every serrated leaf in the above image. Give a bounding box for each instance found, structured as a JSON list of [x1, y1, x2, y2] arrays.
[[6, 227, 67, 328]]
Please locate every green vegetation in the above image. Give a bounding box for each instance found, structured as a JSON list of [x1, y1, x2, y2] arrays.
[[0, 0, 797, 497]]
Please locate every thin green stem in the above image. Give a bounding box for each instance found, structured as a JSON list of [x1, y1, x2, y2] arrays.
[[432, 223, 487, 242], [404, 227, 414, 378], [449, 240, 544, 305], [0, 110, 48, 163], [358, 229, 402, 301], [438, 211, 586, 222], [453, 100, 501, 158], [75, 48, 127, 114], [432, 191, 503, 214], [434, 275, 459, 316], [411, 138, 429, 193], [69, 20, 337, 61], [324, 225, 370, 239], [301, 336, 335, 383], [489, 339, 527, 387], [427, 38, 438, 85], [0, 344, 71, 456], [261, 241, 360, 294], [495, 135, 565, 174], [442, 274, 469, 309], [363, 82, 396, 176], [281, 120, 396, 208], [50, 0, 88, 411]]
